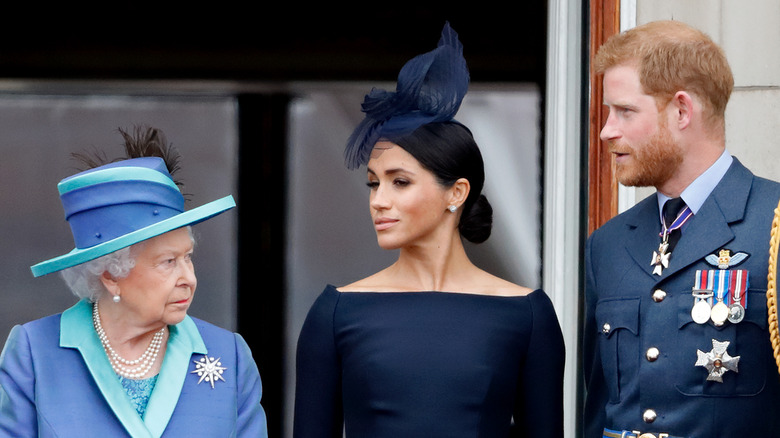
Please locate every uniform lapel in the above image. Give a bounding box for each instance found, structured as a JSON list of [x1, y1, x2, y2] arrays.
[[623, 159, 753, 282], [659, 200, 733, 279], [621, 158, 753, 282], [623, 196, 665, 279], [660, 159, 752, 279]]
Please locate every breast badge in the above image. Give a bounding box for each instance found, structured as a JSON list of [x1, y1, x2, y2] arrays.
[[695, 339, 740, 382]]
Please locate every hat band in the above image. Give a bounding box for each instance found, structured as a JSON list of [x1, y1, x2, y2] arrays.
[[61, 180, 183, 220], [58, 165, 179, 195], [68, 203, 183, 249]]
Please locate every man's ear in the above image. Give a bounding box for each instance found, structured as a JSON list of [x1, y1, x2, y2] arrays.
[[671, 90, 695, 131]]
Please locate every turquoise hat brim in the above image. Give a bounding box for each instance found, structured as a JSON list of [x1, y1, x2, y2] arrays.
[[30, 195, 236, 277]]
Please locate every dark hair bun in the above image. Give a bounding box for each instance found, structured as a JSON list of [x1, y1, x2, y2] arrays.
[[459, 194, 493, 243]]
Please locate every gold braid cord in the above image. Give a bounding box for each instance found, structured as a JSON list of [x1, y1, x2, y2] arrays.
[[768, 197, 780, 375]]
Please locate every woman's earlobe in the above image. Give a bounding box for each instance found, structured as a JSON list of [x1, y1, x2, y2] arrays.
[[100, 271, 119, 294], [450, 178, 471, 207]]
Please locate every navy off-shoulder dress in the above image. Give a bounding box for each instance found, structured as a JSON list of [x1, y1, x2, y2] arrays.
[[293, 285, 565, 438]]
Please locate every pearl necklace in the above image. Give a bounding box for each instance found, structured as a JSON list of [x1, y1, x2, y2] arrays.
[[92, 302, 165, 379]]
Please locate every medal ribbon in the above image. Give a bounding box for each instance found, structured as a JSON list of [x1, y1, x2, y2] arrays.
[[694, 270, 714, 305], [714, 269, 730, 305], [729, 269, 749, 307], [694, 269, 704, 289], [658, 205, 694, 238]]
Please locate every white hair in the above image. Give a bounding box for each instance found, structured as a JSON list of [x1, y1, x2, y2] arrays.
[[58, 226, 195, 302], [59, 245, 139, 302]]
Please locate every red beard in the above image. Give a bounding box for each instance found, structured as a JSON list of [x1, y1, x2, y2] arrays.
[[609, 122, 683, 188]]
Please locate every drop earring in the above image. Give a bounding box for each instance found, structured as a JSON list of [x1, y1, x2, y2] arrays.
[[447, 205, 457, 213], [113, 294, 121, 303]]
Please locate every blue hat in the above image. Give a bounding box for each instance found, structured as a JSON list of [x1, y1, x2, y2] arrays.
[[344, 22, 470, 169], [30, 156, 235, 277]]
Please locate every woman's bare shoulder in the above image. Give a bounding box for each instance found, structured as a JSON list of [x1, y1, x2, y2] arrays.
[[472, 271, 535, 297], [336, 270, 398, 292]]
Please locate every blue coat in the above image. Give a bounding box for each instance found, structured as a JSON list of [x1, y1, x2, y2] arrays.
[[584, 158, 780, 437], [0, 299, 267, 437]]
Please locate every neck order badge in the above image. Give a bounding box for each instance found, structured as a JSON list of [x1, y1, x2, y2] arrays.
[[651, 199, 693, 276]]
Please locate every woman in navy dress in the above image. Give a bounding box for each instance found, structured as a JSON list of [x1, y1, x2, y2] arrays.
[[293, 23, 565, 438]]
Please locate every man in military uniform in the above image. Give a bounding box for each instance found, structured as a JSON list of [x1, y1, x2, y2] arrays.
[[583, 20, 780, 437]]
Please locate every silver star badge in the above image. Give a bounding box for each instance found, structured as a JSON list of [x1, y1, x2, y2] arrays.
[[191, 355, 227, 388], [695, 339, 740, 382]]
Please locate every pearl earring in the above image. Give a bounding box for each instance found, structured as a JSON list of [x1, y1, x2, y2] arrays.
[[447, 205, 457, 213], [113, 294, 121, 303]]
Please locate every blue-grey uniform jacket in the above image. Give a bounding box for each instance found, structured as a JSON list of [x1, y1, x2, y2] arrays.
[[584, 158, 780, 437]]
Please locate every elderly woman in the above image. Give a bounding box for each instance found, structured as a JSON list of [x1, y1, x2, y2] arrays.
[[0, 127, 267, 437]]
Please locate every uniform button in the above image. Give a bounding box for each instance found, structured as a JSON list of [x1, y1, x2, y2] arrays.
[[602, 323, 611, 334], [646, 347, 660, 362], [643, 408, 657, 423], [652, 289, 666, 302]]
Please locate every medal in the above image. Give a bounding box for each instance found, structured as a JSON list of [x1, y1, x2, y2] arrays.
[[711, 301, 729, 326], [728, 302, 745, 324], [651, 238, 671, 276], [691, 270, 714, 324], [692, 297, 713, 324], [728, 269, 748, 324], [710, 270, 730, 326], [652, 204, 694, 276], [695, 339, 740, 382]]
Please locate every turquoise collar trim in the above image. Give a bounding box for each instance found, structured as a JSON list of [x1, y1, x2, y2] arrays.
[[144, 312, 206, 437], [60, 300, 207, 438]]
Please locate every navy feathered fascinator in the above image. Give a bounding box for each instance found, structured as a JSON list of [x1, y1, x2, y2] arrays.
[[344, 22, 470, 169]]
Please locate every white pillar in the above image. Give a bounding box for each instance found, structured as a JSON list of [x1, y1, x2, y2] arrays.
[[544, 0, 583, 436]]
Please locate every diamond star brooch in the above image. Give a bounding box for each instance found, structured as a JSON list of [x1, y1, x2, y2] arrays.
[[191, 355, 227, 388]]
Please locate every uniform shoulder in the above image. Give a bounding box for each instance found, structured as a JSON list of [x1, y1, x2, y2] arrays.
[[589, 192, 656, 238], [752, 173, 780, 192]]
